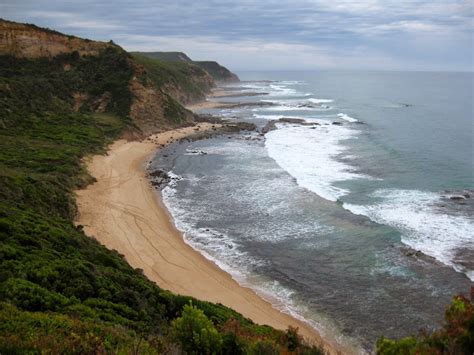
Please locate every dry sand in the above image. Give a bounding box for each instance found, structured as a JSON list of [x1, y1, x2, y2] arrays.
[[76, 123, 346, 354]]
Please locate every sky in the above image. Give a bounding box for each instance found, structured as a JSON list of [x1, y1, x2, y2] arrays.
[[2, 0, 473, 71]]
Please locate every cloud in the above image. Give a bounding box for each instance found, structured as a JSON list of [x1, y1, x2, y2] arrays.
[[2, 0, 472, 70], [25, 10, 123, 30]]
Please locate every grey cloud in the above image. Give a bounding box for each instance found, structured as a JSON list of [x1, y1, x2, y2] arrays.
[[2, 0, 472, 70]]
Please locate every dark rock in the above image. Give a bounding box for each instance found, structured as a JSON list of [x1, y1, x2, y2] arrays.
[[262, 120, 277, 134], [194, 114, 224, 124], [332, 122, 343, 126], [148, 169, 171, 189], [232, 121, 257, 131], [279, 117, 306, 124]]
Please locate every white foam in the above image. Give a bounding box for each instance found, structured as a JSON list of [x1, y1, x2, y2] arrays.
[[255, 105, 316, 112], [255, 98, 333, 112], [337, 113, 358, 123], [344, 189, 474, 280], [308, 98, 334, 104], [253, 114, 286, 120], [160, 170, 361, 353], [265, 123, 370, 201], [279, 80, 304, 85]]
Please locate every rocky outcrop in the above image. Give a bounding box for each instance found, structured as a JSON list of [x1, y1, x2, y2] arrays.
[[0, 19, 113, 58], [262, 118, 321, 134]]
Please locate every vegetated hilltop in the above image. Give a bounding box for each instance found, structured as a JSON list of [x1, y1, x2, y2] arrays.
[[135, 51, 240, 82], [194, 61, 240, 82], [132, 53, 215, 105], [136, 51, 193, 62], [0, 19, 326, 354]]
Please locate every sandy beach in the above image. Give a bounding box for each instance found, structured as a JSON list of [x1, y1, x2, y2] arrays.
[[75, 123, 344, 354]]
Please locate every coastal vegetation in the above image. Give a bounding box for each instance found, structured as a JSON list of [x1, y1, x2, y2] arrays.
[[0, 21, 324, 354], [132, 52, 215, 104], [133, 51, 240, 83], [377, 295, 473, 354]]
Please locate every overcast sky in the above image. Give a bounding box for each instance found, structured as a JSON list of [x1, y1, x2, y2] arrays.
[[2, 0, 473, 71]]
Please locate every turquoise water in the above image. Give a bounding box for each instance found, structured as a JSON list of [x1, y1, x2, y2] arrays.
[[151, 71, 473, 352]]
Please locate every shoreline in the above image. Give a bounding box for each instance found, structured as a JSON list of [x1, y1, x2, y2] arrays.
[[75, 123, 346, 354]]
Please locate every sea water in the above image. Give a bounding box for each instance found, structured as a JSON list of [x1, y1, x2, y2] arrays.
[[150, 71, 473, 352]]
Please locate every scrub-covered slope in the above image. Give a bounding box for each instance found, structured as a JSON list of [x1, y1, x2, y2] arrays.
[[0, 19, 324, 354]]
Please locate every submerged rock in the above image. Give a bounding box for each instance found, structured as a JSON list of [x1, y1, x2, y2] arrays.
[[262, 118, 320, 134]]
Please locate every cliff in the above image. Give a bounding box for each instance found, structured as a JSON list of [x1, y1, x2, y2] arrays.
[[0, 19, 196, 136], [136, 51, 240, 83], [132, 53, 215, 105], [194, 61, 240, 82], [0, 18, 113, 58]]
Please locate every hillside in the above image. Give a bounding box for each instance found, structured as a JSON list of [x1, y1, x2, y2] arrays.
[[136, 51, 240, 82], [132, 51, 193, 62], [194, 61, 240, 82], [0, 19, 326, 354], [132, 53, 215, 104]]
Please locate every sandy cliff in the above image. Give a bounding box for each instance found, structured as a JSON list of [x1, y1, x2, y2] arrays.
[[0, 19, 112, 58]]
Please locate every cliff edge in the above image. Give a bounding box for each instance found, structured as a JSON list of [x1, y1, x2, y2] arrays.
[[135, 51, 240, 83]]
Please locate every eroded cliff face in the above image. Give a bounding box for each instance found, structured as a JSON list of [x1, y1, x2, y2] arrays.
[[0, 19, 195, 136], [193, 61, 240, 82], [129, 63, 194, 136], [0, 19, 112, 58], [161, 64, 215, 105]]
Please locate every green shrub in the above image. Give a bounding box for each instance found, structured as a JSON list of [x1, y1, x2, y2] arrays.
[[172, 302, 223, 354], [249, 339, 279, 355], [221, 332, 246, 354], [285, 326, 301, 351], [376, 295, 474, 355]]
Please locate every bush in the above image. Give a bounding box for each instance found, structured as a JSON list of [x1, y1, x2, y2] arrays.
[[284, 326, 301, 351], [249, 339, 279, 355], [376, 295, 474, 355], [221, 332, 246, 354], [172, 302, 222, 354]]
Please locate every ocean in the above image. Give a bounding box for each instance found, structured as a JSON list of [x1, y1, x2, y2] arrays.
[[149, 71, 473, 352]]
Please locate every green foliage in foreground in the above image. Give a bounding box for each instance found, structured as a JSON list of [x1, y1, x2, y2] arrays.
[[377, 295, 474, 355], [0, 302, 161, 354], [0, 49, 325, 353], [172, 303, 223, 354]]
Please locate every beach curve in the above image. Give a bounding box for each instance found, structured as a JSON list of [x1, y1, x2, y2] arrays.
[[75, 123, 346, 354]]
